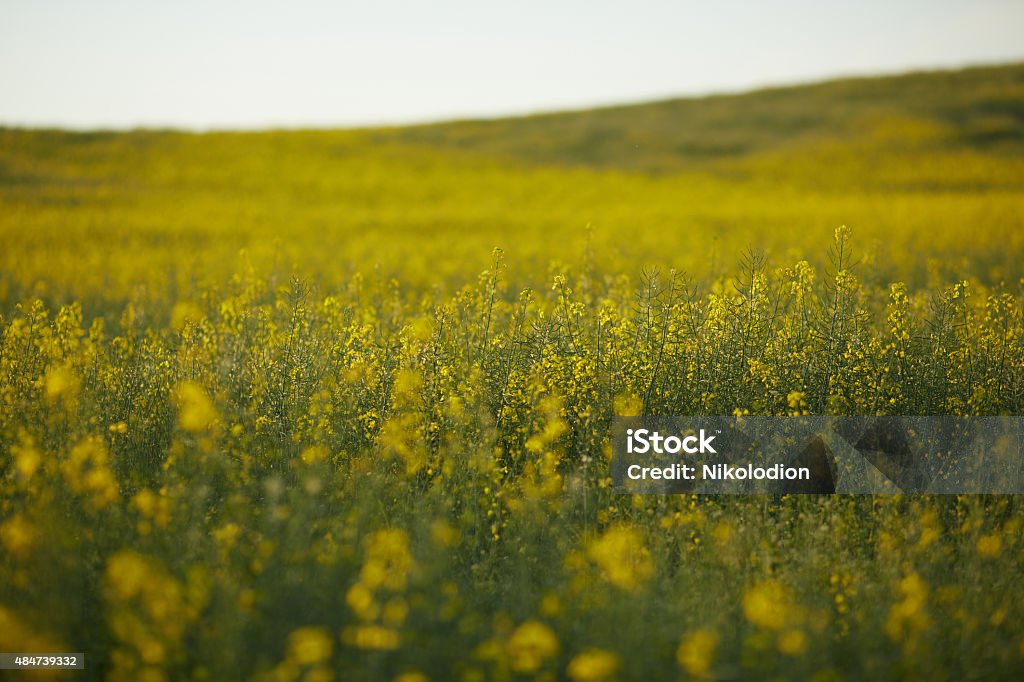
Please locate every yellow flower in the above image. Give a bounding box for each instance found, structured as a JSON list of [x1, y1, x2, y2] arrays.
[[392, 369, 423, 399], [612, 393, 643, 417], [173, 381, 219, 433], [382, 598, 409, 627], [786, 390, 808, 415], [587, 525, 653, 591], [0, 515, 36, 558], [404, 316, 434, 343], [346, 582, 379, 621], [43, 364, 79, 404], [342, 625, 400, 650], [777, 629, 807, 655], [977, 533, 1002, 558], [170, 300, 204, 332], [379, 412, 427, 474], [134, 489, 157, 515], [506, 620, 559, 673], [885, 571, 930, 643], [711, 520, 736, 548], [212, 523, 242, 549], [743, 581, 792, 630], [430, 520, 461, 548], [0, 606, 63, 654], [361, 529, 415, 591], [288, 626, 333, 665], [11, 439, 41, 479], [62, 436, 119, 509], [104, 549, 191, 671], [540, 593, 562, 617], [106, 550, 155, 601], [677, 629, 717, 677], [301, 445, 330, 465], [567, 648, 620, 681]]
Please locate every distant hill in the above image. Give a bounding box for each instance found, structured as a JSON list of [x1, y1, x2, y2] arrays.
[[392, 63, 1024, 173], [2, 62, 1023, 304]]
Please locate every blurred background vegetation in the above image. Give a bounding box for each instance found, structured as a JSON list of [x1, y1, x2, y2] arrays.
[[2, 63, 1022, 317]]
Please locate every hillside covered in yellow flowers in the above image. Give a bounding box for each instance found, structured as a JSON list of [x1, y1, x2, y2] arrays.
[[1, 63, 1023, 680]]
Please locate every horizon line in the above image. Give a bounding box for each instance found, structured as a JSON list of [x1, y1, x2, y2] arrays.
[[2, 57, 1021, 135]]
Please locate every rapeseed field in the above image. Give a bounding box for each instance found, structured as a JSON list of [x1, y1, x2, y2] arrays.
[[1, 64, 1023, 680]]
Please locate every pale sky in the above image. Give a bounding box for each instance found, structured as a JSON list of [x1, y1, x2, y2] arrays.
[[2, 0, 1023, 129]]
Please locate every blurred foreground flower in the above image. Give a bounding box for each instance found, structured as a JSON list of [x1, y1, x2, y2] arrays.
[[173, 381, 220, 433], [506, 620, 559, 673], [567, 648, 620, 681], [587, 525, 653, 591]]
